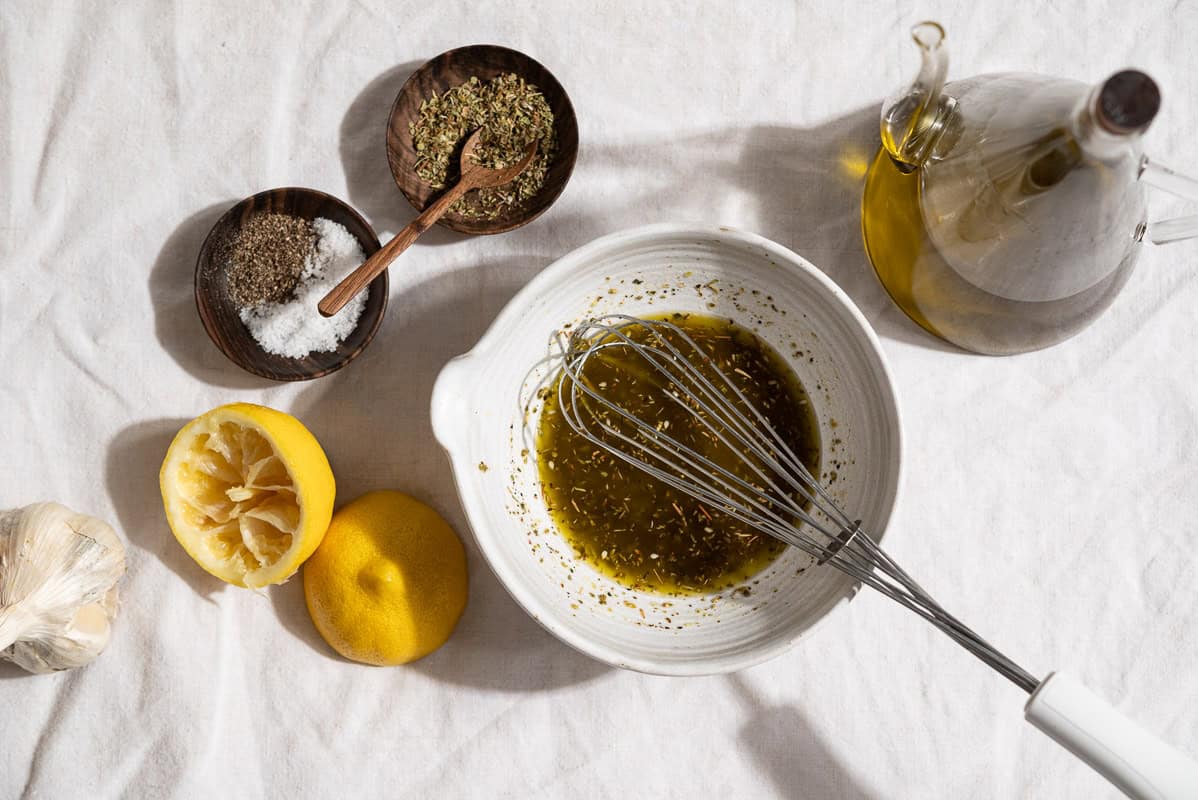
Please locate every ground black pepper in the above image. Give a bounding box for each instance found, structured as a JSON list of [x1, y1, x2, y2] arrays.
[[225, 213, 316, 307]]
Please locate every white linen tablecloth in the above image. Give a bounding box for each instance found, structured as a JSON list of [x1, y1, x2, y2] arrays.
[[2, 1, 1196, 797]]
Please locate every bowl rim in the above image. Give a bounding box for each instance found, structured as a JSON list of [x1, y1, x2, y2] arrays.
[[434, 222, 905, 675], [193, 186, 388, 381]]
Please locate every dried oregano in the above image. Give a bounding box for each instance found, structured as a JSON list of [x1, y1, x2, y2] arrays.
[[410, 73, 557, 220]]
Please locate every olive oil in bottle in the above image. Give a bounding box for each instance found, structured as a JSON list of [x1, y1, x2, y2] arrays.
[[861, 146, 1139, 355]]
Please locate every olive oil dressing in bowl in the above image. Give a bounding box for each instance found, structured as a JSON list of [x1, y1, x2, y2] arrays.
[[536, 312, 821, 596]]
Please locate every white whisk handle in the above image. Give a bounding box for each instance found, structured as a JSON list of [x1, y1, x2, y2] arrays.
[[1024, 672, 1198, 799]]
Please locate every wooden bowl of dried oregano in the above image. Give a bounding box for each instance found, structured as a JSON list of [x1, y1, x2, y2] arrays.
[[386, 44, 579, 235], [194, 187, 387, 381]]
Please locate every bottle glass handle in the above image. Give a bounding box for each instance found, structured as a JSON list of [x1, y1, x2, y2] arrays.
[[1139, 156, 1198, 244]]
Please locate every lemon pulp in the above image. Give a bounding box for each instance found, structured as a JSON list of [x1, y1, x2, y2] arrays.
[[160, 403, 335, 588]]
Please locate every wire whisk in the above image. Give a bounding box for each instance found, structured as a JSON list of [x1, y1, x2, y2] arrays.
[[553, 314, 1038, 693]]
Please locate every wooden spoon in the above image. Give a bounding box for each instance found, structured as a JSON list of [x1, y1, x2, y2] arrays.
[[319, 130, 537, 317]]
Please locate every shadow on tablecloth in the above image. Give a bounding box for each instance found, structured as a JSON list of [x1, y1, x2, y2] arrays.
[[150, 203, 283, 389], [0, 661, 36, 680], [534, 107, 961, 354], [728, 674, 878, 799], [339, 60, 460, 244], [106, 417, 227, 599]]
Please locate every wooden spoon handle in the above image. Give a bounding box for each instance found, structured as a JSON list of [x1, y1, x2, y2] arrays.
[[318, 179, 474, 317]]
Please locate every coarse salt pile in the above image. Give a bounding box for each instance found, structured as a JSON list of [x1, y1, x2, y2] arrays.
[[239, 218, 367, 358]]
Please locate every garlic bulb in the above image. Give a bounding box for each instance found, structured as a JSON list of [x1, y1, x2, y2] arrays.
[[0, 502, 126, 673]]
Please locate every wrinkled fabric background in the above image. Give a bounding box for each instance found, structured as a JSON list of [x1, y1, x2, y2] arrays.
[[2, 1, 1196, 797]]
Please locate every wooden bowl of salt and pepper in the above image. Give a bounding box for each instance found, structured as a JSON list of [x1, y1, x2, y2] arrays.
[[195, 188, 387, 381]]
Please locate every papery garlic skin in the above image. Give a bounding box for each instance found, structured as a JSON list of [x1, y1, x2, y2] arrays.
[[0, 502, 126, 673]]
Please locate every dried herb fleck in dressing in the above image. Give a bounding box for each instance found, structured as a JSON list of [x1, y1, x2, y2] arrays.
[[410, 73, 557, 220], [535, 313, 821, 596]]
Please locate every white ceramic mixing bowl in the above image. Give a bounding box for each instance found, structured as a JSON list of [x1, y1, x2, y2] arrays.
[[431, 224, 902, 675]]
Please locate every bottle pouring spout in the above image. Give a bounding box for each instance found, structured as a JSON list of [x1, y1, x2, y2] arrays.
[[880, 21, 954, 172]]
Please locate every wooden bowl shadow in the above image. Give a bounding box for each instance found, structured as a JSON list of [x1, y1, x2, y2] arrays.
[[386, 44, 579, 236], [194, 188, 387, 381]]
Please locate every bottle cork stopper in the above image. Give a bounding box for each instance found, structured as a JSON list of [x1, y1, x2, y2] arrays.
[[1097, 70, 1161, 134]]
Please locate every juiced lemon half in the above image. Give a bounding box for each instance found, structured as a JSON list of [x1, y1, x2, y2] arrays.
[[159, 403, 335, 588]]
